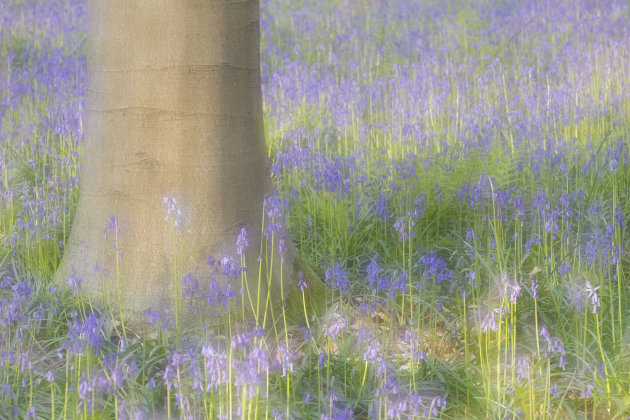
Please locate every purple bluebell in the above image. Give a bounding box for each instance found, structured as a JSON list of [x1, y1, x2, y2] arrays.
[[324, 318, 346, 340], [614, 206, 625, 227], [202, 343, 228, 392], [142, 308, 161, 326], [25, 406, 36, 420], [588, 200, 602, 216], [104, 215, 120, 240], [532, 190, 546, 215], [586, 281, 601, 314], [524, 233, 540, 255], [181, 274, 198, 300], [372, 192, 390, 221], [434, 183, 444, 202], [504, 279, 521, 304], [411, 192, 426, 217], [298, 326, 312, 344], [421, 253, 452, 285], [236, 226, 249, 255], [366, 254, 381, 289], [581, 382, 594, 399], [516, 357, 530, 383], [531, 279, 538, 299], [467, 270, 477, 287], [557, 260, 571, 277], [297, 271, 308, 292], [163, 197, 190, 233], [231, 332, 250, 350], [62, 313, 104, 356], [481, 311, 497, 333], [325, 264, 350, 296], [66, 270, 82, 296], [513, 196, 525, 220], [543, 207, 560, 234], [317, 352, 328, 370]]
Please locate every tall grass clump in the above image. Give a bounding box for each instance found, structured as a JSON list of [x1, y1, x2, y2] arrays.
[[2, 0, 630, 418]]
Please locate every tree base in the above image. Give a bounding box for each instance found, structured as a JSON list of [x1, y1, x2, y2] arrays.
[[105, 253, 328, 340], [284, 255, 328, 326]]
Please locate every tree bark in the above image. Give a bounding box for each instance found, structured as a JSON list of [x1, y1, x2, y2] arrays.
[[56, 0, 301, 326]]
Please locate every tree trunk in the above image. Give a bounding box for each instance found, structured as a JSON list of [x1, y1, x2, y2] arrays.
[[56, 0, 302, 327]]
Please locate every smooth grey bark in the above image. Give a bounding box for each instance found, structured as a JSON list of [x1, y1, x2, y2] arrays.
[[56, 0, 301, 326]]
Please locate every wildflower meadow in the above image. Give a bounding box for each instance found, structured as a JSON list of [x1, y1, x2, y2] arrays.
[[1, 0, 630, 418]]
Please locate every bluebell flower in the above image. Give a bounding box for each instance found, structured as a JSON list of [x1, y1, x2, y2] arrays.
[[142, 308, 161, 326], [559, 193, 574, 221], [25, 406, 36, 420], [363, 340, 380, 363], [366, 255, 380, 289], [231, 332, 250, 350], [532, 189, 546, 214], [588, 200, 601, 216], [181, 274, 198, 300], [557, 260, 571, 277], [393, 218, 406, 241], [524, 233, 540, 255], [278, 343, 294, 377], [467, 270, 477, 287], [317, 352, 328, 370], [221, 256, 238, 277], [434, 183, 444, 202], [543, 207, 560, 234], [421, 253, 452, 284], [531, 279, 538, 299], [504, 280, 521, 304], [372, 192, 390, 221], [66, 271, 82, 296], [586, 281, 601, 314], [324, 318, 346, 340], [411, 192, 426, 218], [539, 326, 551, 353], [581, 382, 594, 399], [163, 197, 190, 233], [325, 388, 339, 404], [325, 264, 350, 296], [513, 196, 526, 219], [202, 344, 228, 392], [614, 206, 625, 227], [264, 193, 284, 219], [516, 357, 530, 383], [236, 227, 249, 255], [62, 313, 104, 356], [43, 370, 55, 383], [298, 271, 308, 292], [12, 281, 32, 301], [104, 215, 120, 240], [481, 311, 497, 333], [299, 327, 312, 344]]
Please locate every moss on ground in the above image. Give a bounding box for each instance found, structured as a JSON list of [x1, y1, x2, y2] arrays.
[[284, 254, 329, 326]]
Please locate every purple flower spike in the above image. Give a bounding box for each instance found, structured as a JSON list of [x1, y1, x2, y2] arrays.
[[236, 226, 249, 255]]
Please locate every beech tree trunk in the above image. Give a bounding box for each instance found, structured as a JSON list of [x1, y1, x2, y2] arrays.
[[56, 0, 299, 324]]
